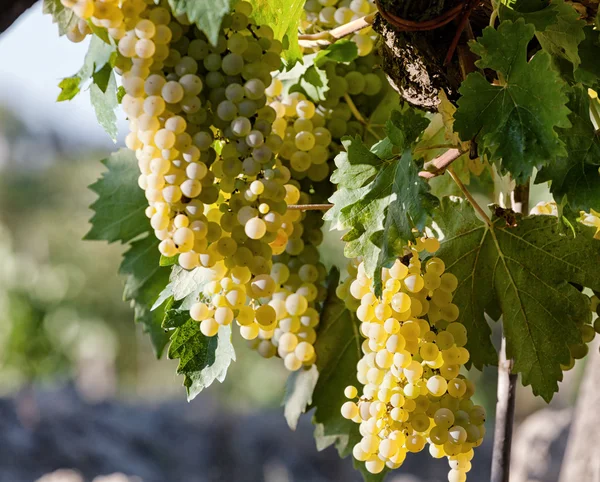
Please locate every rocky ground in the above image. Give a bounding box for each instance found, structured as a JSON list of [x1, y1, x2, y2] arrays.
[[0, 388, 568, 482]]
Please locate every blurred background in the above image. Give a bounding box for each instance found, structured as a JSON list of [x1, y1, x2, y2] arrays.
[[0, 3, 597, 482]]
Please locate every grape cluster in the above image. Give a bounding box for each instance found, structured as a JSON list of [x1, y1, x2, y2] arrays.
[[60, 1, 331, 353], [338, 238, 485, 480], [302, 0, 377, 56], [580, 209, 600, 239], [270, 84, 333, 181]]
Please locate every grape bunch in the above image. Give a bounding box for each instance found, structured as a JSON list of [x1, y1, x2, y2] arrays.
[[270, 84, 333, 181], [60, 0, 328, 355], [338, 238, 485, 481], [302, 0, 378, 56]]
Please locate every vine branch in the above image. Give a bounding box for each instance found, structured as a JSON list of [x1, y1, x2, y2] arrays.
[[343, 93, 382, 140], [447, 167, 492, 225], [298, 13, 376, 48], [0, 0, 37, 34]]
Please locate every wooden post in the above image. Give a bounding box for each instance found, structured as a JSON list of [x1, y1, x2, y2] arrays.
[[490, 182, 529, 482]]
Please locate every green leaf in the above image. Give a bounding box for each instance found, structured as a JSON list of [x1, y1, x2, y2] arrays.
[[117, 85, 126, 103], [500, 0, 551, 13], [283, 365, 319, 430], [152, 265, 213, 310], [536, 84, 600, 211], [385, 107, 431, 151], [162, 307, 192, 330], [248, 0, 305, 63], [455, 19, 571, 183], [121, 235, 171, 357], [326, 107, 437, 294], [43, 0, 78, 36], [435, 198, 600, 401], [301, 65, 330, 102], [533, 0, 586, 68], [168, 320, 235, 400], [90, 69, 118, 142], [57, 77, 81, 102], [168, 0, 231, 46], [501, 0, 587, 69], [56, 35, 116, 102], [160, 254, 179, 267], [92, 63, 113, 93], [315, 40, 359, 66], [310, 269, 362, 457], [574, 27, 600, 89], [278, 53, 330, 102], [85, 149, 148, 244]]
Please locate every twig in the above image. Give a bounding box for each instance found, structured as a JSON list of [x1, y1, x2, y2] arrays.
[[444, 0, 481, 65], [491, 181, 529, 482], [298, 13, 376, 48], [447, 167, 492, 225], [343, 93, 382, 140], [491, 338, 518, 482], [287, 204, 333, 211], [0, 0, 37, 34], [420, 148, 464, 179]]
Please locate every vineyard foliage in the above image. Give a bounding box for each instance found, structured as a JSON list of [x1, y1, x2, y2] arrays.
[[41, 0, 600, 479]]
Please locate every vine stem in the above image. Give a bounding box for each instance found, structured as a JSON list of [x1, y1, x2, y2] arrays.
[[343, 93, 383, 140], [298, 13, 376, 48], [490, 181, 529, 482], [447, 167, 492, 225]]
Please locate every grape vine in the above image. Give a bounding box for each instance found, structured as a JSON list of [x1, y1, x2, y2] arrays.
[[38, 0, 600, 480]]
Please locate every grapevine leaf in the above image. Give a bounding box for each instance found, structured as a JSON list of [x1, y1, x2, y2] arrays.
[[536, 84, 600, 211], [455, 19, 571, 183], [500, 0, 585, 68], [248, 0, 305, 63], [499, 0, 551, 13], [315, 40, 359, 65], [300, 65, 330, 102], [435, 198, 600, 401], [385, 107, 431, 150], [43, 0, 78, 36], [85, 149, 148, 243], [160, 254, 179, 267], [326, 107, 437, 294], [90, 69, 118, 142], [57, 77, 81, 102], [278, 53, 330, 102], [162, 306, 191, 330], [152, 265, 213, 310], [310, 269, 362, 457], [86, 150, 170, 357], [120, 235, 171, 357], [168, 320, 235, 401], [117, 85, 126, 104], [168, 0, 231, 46], [574, 27, 600, 89], [283, 365, 319, 430], [499, 0, 558, 29], [533, 0, 585, 68], [57, 36, 116, 102], [92, 63, 113, 93]]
